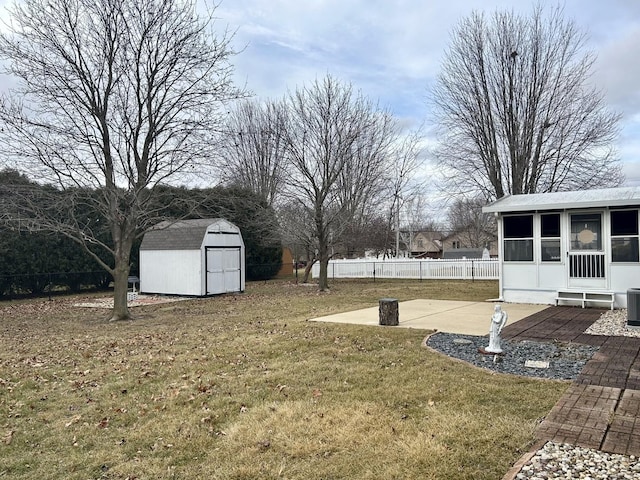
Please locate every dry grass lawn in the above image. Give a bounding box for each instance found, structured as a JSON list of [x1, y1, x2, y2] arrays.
[[0, 279, 567, 479]]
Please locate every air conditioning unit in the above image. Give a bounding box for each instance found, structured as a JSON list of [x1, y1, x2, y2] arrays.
[[628, 288, 640, 327]]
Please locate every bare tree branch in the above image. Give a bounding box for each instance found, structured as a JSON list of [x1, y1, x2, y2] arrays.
[[281, 75, 397, 290], [0, 0, 243, 320], [432, 5, 623, 200], [446, 195, 496, 249], [215, 99, 288, 207]]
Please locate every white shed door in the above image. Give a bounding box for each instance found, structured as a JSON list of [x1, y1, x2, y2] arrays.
[[223, 248, 241, 292], [206, 248, 241, 295]]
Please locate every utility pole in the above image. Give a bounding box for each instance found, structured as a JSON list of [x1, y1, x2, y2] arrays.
[[395, 195, 401, 258]]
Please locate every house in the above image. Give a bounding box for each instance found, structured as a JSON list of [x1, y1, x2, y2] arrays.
[[139, 218, 245, 296], [483, 187, 640, 309], [441, 228, 498, 258], [411, 231, 442, 258]]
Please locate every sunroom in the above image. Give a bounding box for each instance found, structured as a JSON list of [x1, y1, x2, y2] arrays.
[[483, 187, 640, 309]]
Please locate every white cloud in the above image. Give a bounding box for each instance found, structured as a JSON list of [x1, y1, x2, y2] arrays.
[[216, 0, 640, 176], [1, 0, 637, 187], [0, 0, 13, 34]]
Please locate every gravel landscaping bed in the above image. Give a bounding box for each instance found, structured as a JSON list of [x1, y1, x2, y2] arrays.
[[516, 442, 640, 480], [586, 308, 640, 337], [426, 333, 597, 380], [73, 294, 189, 308]]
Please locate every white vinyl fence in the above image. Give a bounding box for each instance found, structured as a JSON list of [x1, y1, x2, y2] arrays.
[[311, 258, 499, 280]]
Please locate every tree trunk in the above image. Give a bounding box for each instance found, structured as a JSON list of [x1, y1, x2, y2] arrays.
[[110, 264, 131, 321], [318, 257, 329, 291], [317, 240, 329, 291], [109, 233, 134, 321], [302, 258, 316, 283], [379, 298, 399, 326]]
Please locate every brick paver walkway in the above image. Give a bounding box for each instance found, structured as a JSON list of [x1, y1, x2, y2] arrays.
[[502, 306, 640, 457]]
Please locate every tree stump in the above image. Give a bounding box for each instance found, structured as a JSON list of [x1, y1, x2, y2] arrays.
[[379, 298, 399, 326]]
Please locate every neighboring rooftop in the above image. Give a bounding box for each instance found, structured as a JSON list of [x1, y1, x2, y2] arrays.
[[442, 248, 486, 259], [483, 186, 640, 213]]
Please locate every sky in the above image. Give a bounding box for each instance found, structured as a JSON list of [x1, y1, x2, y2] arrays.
[[0, 0, 639, 199], [213, 0, 640, 189]]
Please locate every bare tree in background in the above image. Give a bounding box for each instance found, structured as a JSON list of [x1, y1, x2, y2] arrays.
[[283, 75, 395, 291], [0, 0, 241, 320], [432, 5, 622, 200], [383, 129, 427, 257], [396, 194, 442, 256], [446, 196, 496, 249], [217, 99, 288, 207], [277, 201, 317, 282]]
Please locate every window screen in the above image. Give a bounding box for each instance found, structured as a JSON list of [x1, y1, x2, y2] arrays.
[[611, 210, 639, 236], [541, 214, 560, 237], [611, 210, 639, 262], [504, 215, 533, 238], [541, 214, 561, 262], [503, 215, 533, 262]]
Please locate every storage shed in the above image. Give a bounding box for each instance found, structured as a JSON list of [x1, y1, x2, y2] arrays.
[[483, 187, 640, 309], [139, 218, 245, 296]]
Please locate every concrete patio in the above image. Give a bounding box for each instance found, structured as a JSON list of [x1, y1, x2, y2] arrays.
[[308, 299, 548, 335]]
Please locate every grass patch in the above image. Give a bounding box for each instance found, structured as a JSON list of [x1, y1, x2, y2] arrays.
[[0, 279, 567, 479]]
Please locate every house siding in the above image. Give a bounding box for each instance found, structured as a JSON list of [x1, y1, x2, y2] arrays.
[[486, 197, 640, 309]]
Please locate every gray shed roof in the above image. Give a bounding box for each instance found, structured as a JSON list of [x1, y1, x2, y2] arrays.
[[483, 186, 640, 214], [442, 248, 484, 259], [140, 218, 236, 250]]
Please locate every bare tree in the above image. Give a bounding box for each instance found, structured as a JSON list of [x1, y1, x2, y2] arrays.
[[277, 201, 318, 283], [0, 0, 241, 320], [282, 75, 394, 291], [446, 196, 496, 249], [357, 214, 397, 258], [216, 99, 288, 207], [383, 128, 427, 257], [396, 195, 442, 257], [432, 5, 623, 200]]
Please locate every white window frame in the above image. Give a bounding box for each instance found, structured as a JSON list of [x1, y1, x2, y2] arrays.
[[503, 214, 534, 262], [540, 213, 561, 262], [610, 209, 639, 263]]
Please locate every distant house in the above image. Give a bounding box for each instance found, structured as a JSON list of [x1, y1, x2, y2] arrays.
[[483, 187, 640, 309], [410, 231, 442, 258], [441, 228, 498, 258]]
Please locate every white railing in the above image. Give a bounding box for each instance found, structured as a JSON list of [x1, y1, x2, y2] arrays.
[[311, 258, 499, 280], [569, 252, 606, 278]]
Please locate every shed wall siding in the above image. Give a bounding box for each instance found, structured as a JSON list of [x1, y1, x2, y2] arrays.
[[140, 250, 202, 296]]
